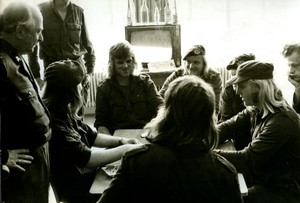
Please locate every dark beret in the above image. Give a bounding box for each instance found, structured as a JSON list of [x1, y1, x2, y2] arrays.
[[226, 53, 256, 70], [44, 60, 85, 88], [183, 45, 206, 60]]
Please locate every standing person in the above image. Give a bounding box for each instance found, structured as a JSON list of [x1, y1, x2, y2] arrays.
[[219, 53, 255, 149], [43, 59, 143, 203], [159, 44, 223, 114], [94, 41, 163, 135], [216, 61, 300, 202], [0, 2, 52, 202], [281, 42, 300, 113], [97, 75, 242, 203], [28, 0, 96, 116]]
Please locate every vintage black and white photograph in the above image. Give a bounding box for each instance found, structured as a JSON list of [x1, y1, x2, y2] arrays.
[[1, 0, 300, 202]]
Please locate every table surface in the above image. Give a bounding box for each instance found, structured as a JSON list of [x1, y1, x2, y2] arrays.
[[89, 130, 248, 196]]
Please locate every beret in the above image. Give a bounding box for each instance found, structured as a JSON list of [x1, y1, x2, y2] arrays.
[[183, 45, 206, 60], [44, 60, 85, 88], [226, 53, 256, 70]]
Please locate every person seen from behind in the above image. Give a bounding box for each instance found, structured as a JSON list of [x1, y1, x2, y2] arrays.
[[97, 75, 242, 203]]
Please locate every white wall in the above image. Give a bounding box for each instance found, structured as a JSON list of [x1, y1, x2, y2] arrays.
[[1, 0, 299, 103]]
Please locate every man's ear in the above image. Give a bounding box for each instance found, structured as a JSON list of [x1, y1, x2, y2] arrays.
[[15, 24, 26, 39]]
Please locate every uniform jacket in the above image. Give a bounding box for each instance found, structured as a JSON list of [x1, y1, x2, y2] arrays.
[[94, 74, 163, 134], [159, 67, 223, 113], [293, 93, 300, 113], [220, 82, 245, 122], [219, 82, 251, 150], [28, 1, 95, 77], [218, 105, 300, 194], [0, 38, 51, 202], [99, 144, 242, 203]]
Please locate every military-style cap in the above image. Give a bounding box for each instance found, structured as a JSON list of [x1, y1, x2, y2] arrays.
[[183, 45, 206, 60], [228, 60, 274, 84], [44, 59, 85, 88], [226, 53, 256, 70]]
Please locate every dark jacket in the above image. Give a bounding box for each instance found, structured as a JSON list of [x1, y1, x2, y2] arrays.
[[0, 38, 51, 202], [28, 1, 95, 77], [99, 144, 242, 203], [159, 68, 223, 113], [219, 82, 251, 150], [220, 83, 245, 122], [218, 105, 300, 194], [94, 74, 163, 134], [293, 93, 300, 113], [49, 112, 97, 201]]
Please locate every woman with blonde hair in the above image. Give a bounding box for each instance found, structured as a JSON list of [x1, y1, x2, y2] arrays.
[[216, 60, 300, 202]]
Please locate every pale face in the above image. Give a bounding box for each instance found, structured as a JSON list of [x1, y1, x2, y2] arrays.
[[286, 51, 300, 84], [22, 15, 43, 54], [184, 55, 205, 76], [114, 57, 134, 77], [235, 81, 257, 106]]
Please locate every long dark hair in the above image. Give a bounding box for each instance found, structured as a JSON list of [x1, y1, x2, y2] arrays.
[[42, 84, 83, 120], [145, 75, 218, 151]]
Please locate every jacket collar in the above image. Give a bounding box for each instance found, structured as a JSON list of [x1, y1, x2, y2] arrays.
[[0, 37, 22, 65]]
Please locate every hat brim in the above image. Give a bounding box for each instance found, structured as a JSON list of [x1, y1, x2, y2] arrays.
[[227, 76, 247, 86], [226, 64, 237, 70]]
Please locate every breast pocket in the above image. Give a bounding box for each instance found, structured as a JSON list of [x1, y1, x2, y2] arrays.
[[42, 23, 61, 45], [110, 99, 127, 122], [67, 23, 81, 44], [131, 94, 151, 119]]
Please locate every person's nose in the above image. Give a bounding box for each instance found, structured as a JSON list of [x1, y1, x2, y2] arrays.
[[38, 33, 44, 43], [289, 67, 295, 74], [187, 62, 194, 69], [123, 62, 129, 67]]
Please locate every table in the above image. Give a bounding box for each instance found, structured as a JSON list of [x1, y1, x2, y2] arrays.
[[89, 129, 148, 194], [90, 133, 248, 196], [218, 140, 248, 196]]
